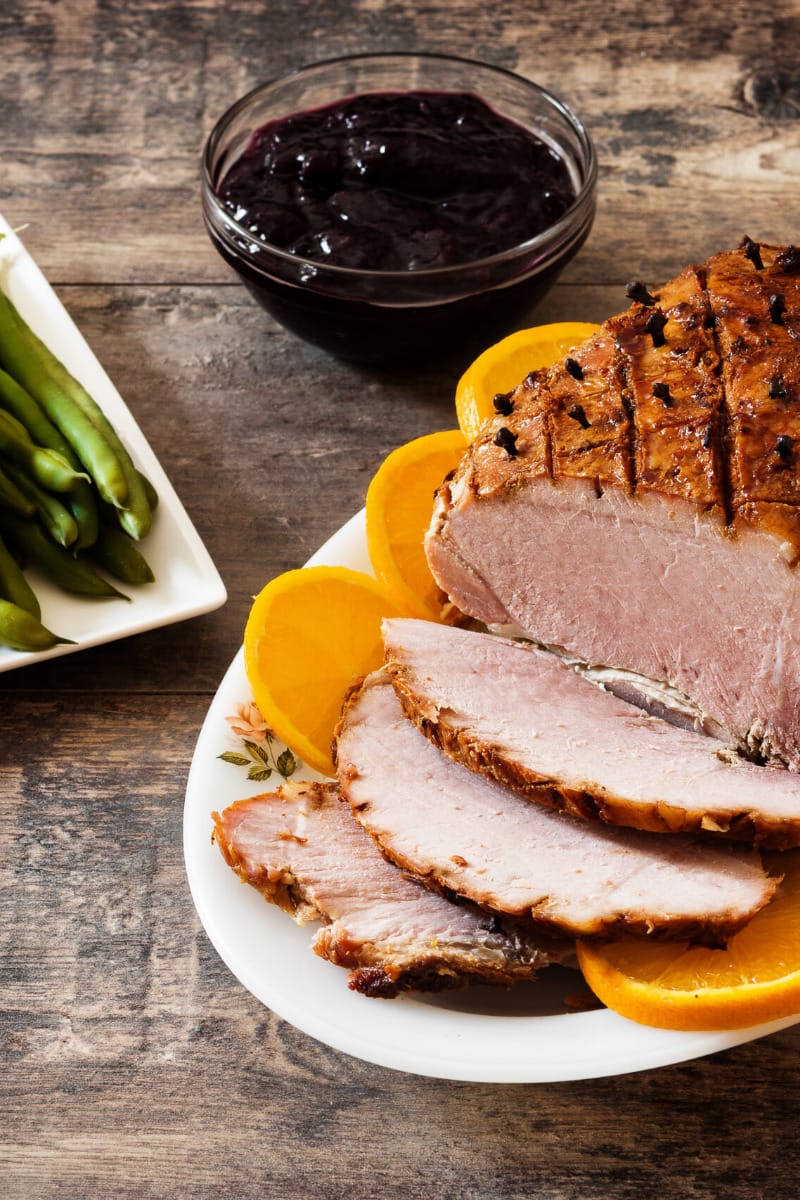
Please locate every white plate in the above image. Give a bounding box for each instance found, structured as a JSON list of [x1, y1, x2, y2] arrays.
[[0, 213, 226, 668], [183, 509, 800, 1082]]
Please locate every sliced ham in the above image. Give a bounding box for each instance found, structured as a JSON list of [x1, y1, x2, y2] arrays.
[[334, 670, 777, 942], [382, 617, 800, 848], [212, 781, 568, 997], [425, 241, 800, 768]]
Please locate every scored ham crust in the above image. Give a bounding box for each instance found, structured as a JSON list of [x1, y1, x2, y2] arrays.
[[334, 670, 777, 943], [381, 618, 800, 848], [212, 781, 569, 997], [425, 241, 800, 769]]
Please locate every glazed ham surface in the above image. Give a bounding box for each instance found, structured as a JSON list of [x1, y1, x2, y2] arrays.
[[213, 781, 568, 997], [425, 241, 800, 768], [334, 670, 776, 942], [382, 618, 800, 848]]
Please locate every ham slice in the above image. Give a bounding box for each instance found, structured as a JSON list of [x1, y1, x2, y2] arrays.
[[212, 781, 568, 997], [425, 242, 800, 768], [382, 617, 800, 848], [334, 670, 777, 942]]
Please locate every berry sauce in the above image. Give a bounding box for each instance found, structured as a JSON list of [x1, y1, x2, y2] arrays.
[[216, 90, 577, 271]]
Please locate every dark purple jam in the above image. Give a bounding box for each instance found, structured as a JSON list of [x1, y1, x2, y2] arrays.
[[216, 91, 577, 271]]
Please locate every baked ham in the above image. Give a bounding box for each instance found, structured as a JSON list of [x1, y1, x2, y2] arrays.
[[425, 241, 800, 768], [382, 617, 800, 848], [334, 669, 776, 942], [212, 781, 568, 997]]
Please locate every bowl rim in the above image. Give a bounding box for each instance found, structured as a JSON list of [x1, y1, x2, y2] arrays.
[[201, 51, 597, 283]]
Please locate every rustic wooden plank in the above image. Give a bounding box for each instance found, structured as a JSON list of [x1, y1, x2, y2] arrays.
[[2, 0, 798, 285]]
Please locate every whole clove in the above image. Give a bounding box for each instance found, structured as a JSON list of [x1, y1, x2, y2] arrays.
[[769, 293, 786, 325], [742, 235, 764, 270], [776, 246, 800, 274], [776, 435, 794, 462], [494, 426, 519, 457], [645, 309, 668, 347], [652, 381, 673, 407], [626, 280, 656, 306], [565, 357, 584, 380], [492, 391, 514, 416], [567, 403, 591, 429]]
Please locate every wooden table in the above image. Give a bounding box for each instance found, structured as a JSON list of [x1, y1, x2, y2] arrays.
[[3, 2, 800, 1195]]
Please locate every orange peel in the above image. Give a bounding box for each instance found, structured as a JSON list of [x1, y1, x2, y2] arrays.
[[577, 851, 800, 1031], [243, 566, 406, 777], [366, 428, 467, 620], [455, 320, 600, 442]]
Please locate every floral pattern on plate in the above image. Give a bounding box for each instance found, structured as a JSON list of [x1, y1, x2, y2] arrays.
[[218, 700, 300, 784]]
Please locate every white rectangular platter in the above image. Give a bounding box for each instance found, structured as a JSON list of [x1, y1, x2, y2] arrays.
[[0, 212, 226, 670]]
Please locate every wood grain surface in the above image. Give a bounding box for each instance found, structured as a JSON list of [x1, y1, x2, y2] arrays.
[[2, 1, 800, 1197]]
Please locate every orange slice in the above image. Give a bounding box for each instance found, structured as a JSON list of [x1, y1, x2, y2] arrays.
[[243, 566, 405, 778], [455, 321, 600, 442], [577, 851, 800, 1031], [366, 429, 467, 619]]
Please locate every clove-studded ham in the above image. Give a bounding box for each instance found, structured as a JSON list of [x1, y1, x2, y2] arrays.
[[425, 241, 800, 768], [212, 781, 569, 997], [334, 670, 777, 942], [382, 617, 800, 848]]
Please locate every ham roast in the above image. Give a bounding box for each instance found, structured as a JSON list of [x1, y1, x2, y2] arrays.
[[382, 618, 800, 847], [425, 241, 800, 769], [334, 669, 777, 942], [212, 781, 569, 996]]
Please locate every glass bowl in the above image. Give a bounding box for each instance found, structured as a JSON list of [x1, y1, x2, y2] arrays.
[[201, 53, 597, 367]]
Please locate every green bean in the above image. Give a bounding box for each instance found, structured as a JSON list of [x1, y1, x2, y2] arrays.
[[0, 408, 89, 493], [0, 532, 40, 618], [0, 598, 72, 652], [0, 291, 152, 539], [1, 510, 129, 599], [0, 463, 35, 517], [2, 461, 79, 548], [0, 368, 99, 547], [61, 390, 151, 541], [0, 365, 75, 460], [66, 479, 100, 550], [61, 389, 152, 541], [138, 470, 159, 512], [89, 523, 154, 585], [0, 289, 129, 508]]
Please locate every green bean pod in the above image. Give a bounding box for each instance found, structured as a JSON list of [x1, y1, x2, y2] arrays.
[[66, 479, 100, 550], [0, 365, 75, 455], [0, 463, 35, 517], [0, 290, 129, 508], [0, 532, 40, 618], [1, 510, 129, 599], [61, 390, 151, 542], [89, 523, 155, 585], [62, 389, 152, 541], [3, 461, 79, 548], [138, 470, 159, 513], [0, 368, 99, 547], [0, 408, 89, 493], [0, 291, 152, 538], [0, 598, 72, 652]]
